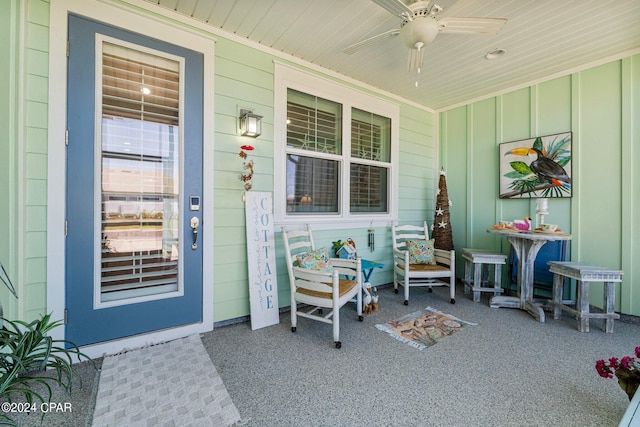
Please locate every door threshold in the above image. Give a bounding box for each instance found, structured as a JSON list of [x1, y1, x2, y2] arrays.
[[77, 322, 213, 360]]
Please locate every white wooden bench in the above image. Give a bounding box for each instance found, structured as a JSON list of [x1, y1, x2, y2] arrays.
[[462, 248, 507, 303], [547, 261, 622, 333]]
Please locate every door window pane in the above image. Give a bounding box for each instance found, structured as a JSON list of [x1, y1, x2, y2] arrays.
[[100, 41, 181, 303]]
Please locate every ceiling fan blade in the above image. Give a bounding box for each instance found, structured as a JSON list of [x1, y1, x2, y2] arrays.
[[370, 0, 414, 17], [343, 29, 400, 54], [438, 17, 507, 35]]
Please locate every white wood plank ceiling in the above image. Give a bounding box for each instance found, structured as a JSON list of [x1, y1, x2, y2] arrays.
[[142, 0, 640, 110]]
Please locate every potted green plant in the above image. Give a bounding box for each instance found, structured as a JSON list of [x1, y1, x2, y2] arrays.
[[331, 240, 343, 256], [0, 261, 91, 426]]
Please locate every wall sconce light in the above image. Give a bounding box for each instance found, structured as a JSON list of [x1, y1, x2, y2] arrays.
[[239, 109, 262, 138]]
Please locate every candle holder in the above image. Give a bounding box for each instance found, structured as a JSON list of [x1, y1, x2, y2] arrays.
[[536, 198, 549, 226]]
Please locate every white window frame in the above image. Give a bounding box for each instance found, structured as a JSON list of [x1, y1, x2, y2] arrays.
[[274, 63, 399, 229]]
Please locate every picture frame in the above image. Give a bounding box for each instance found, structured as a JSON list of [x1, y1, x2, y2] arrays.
[[499, 131, 572, 199]]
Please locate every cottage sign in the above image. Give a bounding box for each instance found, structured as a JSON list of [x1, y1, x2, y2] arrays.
[[245, 192, 279, 330]]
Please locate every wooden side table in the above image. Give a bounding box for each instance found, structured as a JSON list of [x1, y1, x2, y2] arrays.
[[487, 228, 572, 322], [547, 261, 622, 333], [462, 248, 506, 303]]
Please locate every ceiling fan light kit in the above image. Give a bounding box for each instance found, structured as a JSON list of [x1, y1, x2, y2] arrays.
[[400, 16, 438, 71], [400, 18, 439, 50], [344, 0, 507, 75]]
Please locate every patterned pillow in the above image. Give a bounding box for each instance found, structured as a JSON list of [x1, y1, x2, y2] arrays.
[[295, 247, 333, 273], [405, 239, 436, 265]]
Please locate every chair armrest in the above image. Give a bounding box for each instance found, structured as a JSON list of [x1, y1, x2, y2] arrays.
[[291, 266, 335, 283], [393, 247, 408, 261], [434, 248, 451, 259], [329, 257, 362, 279], [328, 257, 357, 268], [434, 248, 455, 268]]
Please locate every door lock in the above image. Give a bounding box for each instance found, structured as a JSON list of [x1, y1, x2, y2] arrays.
[[190, 217, 200, 250]]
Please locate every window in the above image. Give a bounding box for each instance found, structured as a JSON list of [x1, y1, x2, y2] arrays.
[[275, 64, 398, 226], [286, 89, 341, 214], [99, 40, 182, 303], [350, 108, 391, 213]]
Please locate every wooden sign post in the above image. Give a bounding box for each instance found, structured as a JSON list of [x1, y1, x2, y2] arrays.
[[245, 192, 279, 330]]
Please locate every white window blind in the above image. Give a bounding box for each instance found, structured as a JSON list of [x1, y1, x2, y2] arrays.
[[286, 89, 342, 154], [350, 108, 391, 213], [286, 89, 342, 213], [102, 42, 179, 125], [100, 41, 182, 302]]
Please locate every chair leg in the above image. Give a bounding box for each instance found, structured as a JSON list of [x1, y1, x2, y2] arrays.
[[404, 276, 410, 305], [291, 301, 297, 332], [393, 270, 400, 294], [450, 273, 456, 304], [333, 305, 341, 348]]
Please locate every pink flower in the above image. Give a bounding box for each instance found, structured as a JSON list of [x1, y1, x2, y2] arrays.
[[609, 357, 620, 369], [620, 356, 635, 370], [596, 347, 640, 380], [596, 359, 613, 378]]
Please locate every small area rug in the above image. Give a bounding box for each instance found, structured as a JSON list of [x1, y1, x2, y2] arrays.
[[92, 334, 241, 426], [376, 306, 476, 350]]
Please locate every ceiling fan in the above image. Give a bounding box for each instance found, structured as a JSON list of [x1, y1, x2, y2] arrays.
[[343, 0, 507, 72]]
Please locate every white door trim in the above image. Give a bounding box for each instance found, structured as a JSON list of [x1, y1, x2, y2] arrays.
[[48, 0, 215, 358]]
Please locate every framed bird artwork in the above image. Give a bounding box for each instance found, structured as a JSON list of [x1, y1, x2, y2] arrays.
[[499, 131, 572, 199]]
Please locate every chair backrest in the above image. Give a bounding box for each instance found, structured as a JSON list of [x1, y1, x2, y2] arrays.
[[281, 224, 317, 270], [392, 221, 429, 251]]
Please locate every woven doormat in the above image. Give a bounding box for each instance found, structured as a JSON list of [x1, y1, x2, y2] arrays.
[[376, 306, 476, 350], [92, 334, 241, 426]]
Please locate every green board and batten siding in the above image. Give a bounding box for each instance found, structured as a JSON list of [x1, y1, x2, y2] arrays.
[[441, 57, 640, 316]]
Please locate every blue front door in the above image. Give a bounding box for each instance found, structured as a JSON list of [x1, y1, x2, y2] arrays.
[[65, 15, 204, 346]]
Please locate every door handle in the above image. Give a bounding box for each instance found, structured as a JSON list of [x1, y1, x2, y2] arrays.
[[190, 217, 200, 250]]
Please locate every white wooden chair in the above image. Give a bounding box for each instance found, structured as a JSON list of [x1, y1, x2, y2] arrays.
[[392, 221, 456, 305], [281, 225, 363, 348]]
